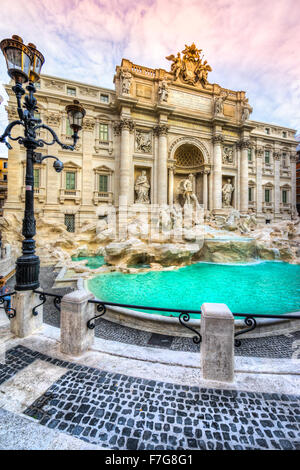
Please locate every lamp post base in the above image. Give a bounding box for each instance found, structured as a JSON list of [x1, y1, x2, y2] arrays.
[[15, 254, 40, 291]]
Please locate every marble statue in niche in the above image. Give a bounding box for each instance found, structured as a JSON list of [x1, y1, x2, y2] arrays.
[[120, 69, 132, 95], [178, 174, 200, 207], [222, 178, 234, 207], [158, 80, 169, 102], [135, 170, 150, 204]]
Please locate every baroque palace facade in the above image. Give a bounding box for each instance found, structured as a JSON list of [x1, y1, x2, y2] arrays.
[[3, 44, 298, 232]]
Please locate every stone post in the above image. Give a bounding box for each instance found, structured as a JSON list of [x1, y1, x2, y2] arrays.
[[60, 289, 95, 356], [212, 134, 223, 210], [119, 118, 134, 206], [10, 291, 43, 338], [201, 303, 234, 382], [239, 139, 250, 214], [256, 148, 263, 215], [274, 151, 281, 218], [155, 125, 168, 206]]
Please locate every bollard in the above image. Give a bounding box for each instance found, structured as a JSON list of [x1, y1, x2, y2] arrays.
[[10, 291, 43, 338], [201, 303, 234, 382], [60, 289, 94, 356]]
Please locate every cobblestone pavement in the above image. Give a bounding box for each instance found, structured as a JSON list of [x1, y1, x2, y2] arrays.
[[1, 345, 299, 450], [6, 267, 300, 359]]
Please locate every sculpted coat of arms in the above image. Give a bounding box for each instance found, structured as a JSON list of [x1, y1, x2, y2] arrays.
[[166, 43, 212, 87]]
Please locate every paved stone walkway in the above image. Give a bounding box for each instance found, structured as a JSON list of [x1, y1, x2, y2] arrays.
[[1, 345, 299, 450]]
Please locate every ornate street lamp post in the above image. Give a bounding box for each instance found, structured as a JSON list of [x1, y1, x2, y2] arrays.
[[0, 35, 86, 291]]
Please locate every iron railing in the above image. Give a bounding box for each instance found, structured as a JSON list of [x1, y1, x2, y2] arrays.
[[0, 291, 16, 319], [87, 299, 202, 344], [87, 299, 300, 346], [30, 291, 300, 347]]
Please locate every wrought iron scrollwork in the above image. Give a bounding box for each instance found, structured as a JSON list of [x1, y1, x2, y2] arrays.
[[87, 302, 107, 329], [32, 293, 47, 316], [32, 291, 62, 316], [54, 296, 61, 312], [0, 295, 16, 319], [179, 312, 201, 344], [234, 316, 257, 347]]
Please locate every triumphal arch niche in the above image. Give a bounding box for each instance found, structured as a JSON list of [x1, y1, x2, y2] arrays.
[[172, 143, 207, 206]]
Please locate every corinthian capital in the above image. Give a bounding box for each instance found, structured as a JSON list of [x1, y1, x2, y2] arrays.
[[114, 119, 135, 135], [153, 124, 169, 136], [212, 134, 224, 144], [256, 147, 264, 157], [120, 118, 135, 132], [290, 153, 298, 163], [273, 151, 281, 160], [236, 138, 251, 149]]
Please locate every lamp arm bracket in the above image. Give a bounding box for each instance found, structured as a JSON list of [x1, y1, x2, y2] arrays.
[[0, 120, 25, 149], [35, 124, 77, 150]]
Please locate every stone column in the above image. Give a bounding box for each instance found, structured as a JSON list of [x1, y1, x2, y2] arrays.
[[203, 170, 209, 210], [168, 166, 174, 205], [10, 291, 43, 338], [155, 125, 169, 206], [290, 153, 297, 217], [212, 134, 224, 210], [239, 139, 250, 213], [273, 151, 281, 218], [201, 303, 234, 382], [256, 148, 263, 215], [119, 118, 134, 206], [208, 172, 213, 211], [60, 289, 95, 356]]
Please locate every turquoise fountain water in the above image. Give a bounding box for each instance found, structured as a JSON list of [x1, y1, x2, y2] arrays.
[[72, 256, 105, 269], [88, 261, 300, 318]]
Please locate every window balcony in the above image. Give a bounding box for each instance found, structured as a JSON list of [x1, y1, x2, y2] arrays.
[[262, 201, 274, 212], [59, 188, 81, 205], [280, 202, 292, 213], [93, 190, 113, 205]]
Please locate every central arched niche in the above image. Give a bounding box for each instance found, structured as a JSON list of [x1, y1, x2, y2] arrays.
[[173, 144, 204, 204]]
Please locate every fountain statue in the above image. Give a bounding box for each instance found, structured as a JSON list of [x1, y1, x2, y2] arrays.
[[179, 174, 200, 207], [222, 178, 234, 208], [135, 170, 150, 203]]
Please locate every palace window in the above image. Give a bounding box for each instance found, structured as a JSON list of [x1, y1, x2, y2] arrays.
[[66, 171, 76, 190], [100, 94, 109, 103], [3, 162, 7, 168], [282, 153, 287, 167], [248, 187, 253, 202], [65, 214, 75, 233], [33, 169, 40, 188], [265, 189, 270, 203], [282, 190, 288, 204], [99, 174, 108, 192], [248, 149, 252, 161], [265, 128, 270, 135], [66, 118, 73, 136], [67, 87, 76, 96], [282, 131, 287, 138], [264, 150, 270, 164], [99, 123, 109, 142], [3, 174, 7, 181]]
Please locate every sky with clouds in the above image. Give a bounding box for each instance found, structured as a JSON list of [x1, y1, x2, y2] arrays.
[[0, 0, 299, 156]]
